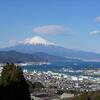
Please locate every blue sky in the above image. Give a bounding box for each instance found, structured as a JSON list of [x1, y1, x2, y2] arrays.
[[0, 0, 100, 52]]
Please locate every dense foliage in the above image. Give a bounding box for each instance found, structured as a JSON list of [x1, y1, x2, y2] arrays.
[[0, 63, 31, 100]]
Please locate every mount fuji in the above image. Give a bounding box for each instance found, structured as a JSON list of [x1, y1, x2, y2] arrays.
[[1, 36, 100, 61], [21, 36, 55, 45]]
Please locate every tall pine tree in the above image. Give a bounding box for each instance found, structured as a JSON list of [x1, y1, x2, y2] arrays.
[[0, 63, 31, 100]]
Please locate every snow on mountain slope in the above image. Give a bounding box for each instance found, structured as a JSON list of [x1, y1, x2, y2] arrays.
[[21, 36, 55, 45]]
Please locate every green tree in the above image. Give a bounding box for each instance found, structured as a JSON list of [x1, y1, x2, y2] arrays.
[[0, 63, 31, 100]]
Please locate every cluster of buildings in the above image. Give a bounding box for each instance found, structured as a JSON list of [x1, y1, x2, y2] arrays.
[[23, 69, 100, 99], [24, 69, 100, 92]]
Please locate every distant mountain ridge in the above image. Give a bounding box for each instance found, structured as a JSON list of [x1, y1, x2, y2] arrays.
[[1, 36, 100, 61], [0, 51, 82, 63]]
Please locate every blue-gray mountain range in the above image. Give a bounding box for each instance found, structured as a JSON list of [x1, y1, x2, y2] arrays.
[[0, 36, 100, 62]]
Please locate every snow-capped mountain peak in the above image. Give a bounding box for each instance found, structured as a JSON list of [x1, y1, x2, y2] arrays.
[[22, 36, 55, 45]]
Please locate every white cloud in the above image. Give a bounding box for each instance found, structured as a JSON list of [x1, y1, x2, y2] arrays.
[[4, 39, 19, 47], [95, 16, 100, 23], [32, 25, 71, 34], [8, 39, 18, 44], [89, 30, 100, 35]]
